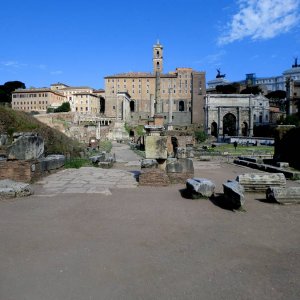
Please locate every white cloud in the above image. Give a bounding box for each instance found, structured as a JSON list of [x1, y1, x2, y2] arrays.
[[0, 61, 27, 68], [50, 70, 63, 75], [218, 0, 300, 45], [195, 50, 226, 65]]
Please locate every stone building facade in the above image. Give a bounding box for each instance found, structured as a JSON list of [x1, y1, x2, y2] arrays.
[[286, 78, 300, 115], [104, 41, 206, 126], [11, 83, 101, 115], [11, 88, 66, 113], [205, 94, 270, 137], [50, 84, 100, 114]]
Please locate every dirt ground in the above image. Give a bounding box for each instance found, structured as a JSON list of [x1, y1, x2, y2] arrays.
[[0, 159, 299, 300]]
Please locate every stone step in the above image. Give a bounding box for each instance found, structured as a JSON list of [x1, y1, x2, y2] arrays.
[[236, 172, 286, 192]]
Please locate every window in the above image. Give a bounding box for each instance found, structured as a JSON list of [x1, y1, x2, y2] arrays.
[[179, 100, 185, 111]]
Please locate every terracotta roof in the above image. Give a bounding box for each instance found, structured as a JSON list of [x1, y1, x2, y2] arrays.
[[105, 72, 177, 79]]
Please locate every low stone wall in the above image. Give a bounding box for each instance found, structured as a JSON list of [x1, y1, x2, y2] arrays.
[[0, 160, 32, 182], [139, 169, 170, 186], [0, 155, 65, 183]]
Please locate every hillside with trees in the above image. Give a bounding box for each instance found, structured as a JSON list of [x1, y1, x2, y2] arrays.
[[0, 106, 84, 157], [0, 81, 26, 103]]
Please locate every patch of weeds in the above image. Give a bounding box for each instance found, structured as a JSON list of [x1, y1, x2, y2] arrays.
[[98, 140, 112, 153], [65, 158, 91, 169]]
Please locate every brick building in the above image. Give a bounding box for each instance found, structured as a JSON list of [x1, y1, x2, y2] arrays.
[[104, 41, 206, 127]]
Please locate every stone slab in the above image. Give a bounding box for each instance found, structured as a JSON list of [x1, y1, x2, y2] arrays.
[[145, 136, 167, 159]]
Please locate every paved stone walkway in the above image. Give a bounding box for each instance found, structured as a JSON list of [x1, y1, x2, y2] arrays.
[[34, 142, 141, 197], [35, 167, 138, 196], [110, 141, 141, 166]]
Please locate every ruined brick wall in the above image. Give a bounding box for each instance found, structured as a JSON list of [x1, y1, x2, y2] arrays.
[[0, 160, 33, 183], [139, 169, 170, 186], [167, 172, 194, 184], [0, 159, 55, 183]]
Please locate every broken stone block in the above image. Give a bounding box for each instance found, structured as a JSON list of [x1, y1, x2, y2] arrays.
[[38, 155, 65, 171], [266, 187, 300, 204], [186, 178, 215, 198], [223, 180, 245, 209], [167, 158, 194, 184], [0, 179, 33, 198], [0, 134, 8, 146], [186, 147, 194, 158], [236, 172, 286, 192], [141, 159, 158, 169], [176, 147, 186, 158], [7, 134, 44, 160], [276, 162, 289, 168]]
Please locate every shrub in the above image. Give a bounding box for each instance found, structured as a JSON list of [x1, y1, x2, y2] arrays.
[[194, 130, 207, 143]]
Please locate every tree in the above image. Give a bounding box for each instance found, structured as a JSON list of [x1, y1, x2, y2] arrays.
[[265, 90, 286, 100], [216, 83, 240, 94], [277, 114, 300, 127], [0, 81, 26, 103], [240, 85, 263, 95], [54, 102, 71, 113]]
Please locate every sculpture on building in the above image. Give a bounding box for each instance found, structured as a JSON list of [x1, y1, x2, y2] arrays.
[[216, 68, 226, 78]]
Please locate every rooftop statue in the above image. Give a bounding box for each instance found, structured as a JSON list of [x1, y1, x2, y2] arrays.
[[292, 57, 299, 68], [216, 68, 226, 78]]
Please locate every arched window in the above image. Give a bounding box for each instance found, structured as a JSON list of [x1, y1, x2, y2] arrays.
[[179, 100, 185, 111], [157, 62, 160, 69], [156, 50, 159, 58]]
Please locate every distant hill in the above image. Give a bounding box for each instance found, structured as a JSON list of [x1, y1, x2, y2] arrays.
[[0, 106, 84, 157]]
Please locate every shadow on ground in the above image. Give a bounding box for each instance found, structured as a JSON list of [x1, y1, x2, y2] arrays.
[[179, 189, 236, 212]]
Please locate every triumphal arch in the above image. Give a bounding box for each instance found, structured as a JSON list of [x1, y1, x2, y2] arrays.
[[204, 94, 270, 137]]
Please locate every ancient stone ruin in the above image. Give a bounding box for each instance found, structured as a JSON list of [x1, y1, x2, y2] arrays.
[[0, 132, 65, 190], [139, 124, 194, 186]]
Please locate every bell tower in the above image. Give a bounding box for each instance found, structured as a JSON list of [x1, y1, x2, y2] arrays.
[[153, 40, 163, 74]]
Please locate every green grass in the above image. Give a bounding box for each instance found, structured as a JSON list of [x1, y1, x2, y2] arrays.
[[200, 143, 274, 156], [64, 158, 92, 169]]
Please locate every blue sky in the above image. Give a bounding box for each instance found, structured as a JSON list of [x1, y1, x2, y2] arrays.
[[1, 0, 300, 89]]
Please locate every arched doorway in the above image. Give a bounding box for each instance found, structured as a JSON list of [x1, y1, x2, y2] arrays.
[[100, 97, 105, 114], [179, 100, 185, 112], [223, 113, 237, 136], [211, 121, 218, 137], [242, 121, 248, 136], [130, 100, 135, 112], [129, 130, 134, 138]]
